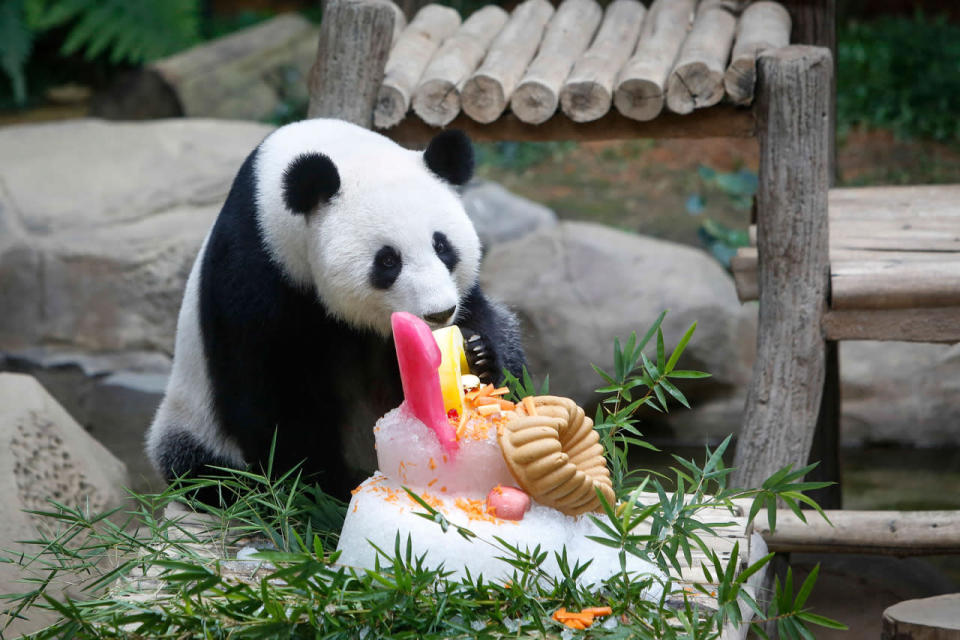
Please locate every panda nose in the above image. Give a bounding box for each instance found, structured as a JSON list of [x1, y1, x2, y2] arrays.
[[423, 306, 457, 325]]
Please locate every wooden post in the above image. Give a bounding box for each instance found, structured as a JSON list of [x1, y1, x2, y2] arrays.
[[308, 0, 397, 127], [731, 46, 833, 492], [781, 0, 841, 509]]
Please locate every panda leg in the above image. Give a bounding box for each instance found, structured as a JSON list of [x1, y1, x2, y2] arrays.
[[155, 430, 244, 506]]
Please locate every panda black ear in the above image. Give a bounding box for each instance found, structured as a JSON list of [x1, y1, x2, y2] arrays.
[[282, 152, 341, 215], [424, 129, 474, 186]]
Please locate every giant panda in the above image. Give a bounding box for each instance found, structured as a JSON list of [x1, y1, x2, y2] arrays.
[[145, 119, 525, 500]]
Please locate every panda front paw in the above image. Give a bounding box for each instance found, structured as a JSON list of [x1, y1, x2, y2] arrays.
[[462, 329, 498, 385]]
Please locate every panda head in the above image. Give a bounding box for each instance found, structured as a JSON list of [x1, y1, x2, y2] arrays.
[[255, 119, 481, 336]]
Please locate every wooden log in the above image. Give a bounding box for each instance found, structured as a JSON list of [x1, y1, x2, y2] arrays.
[[382, 104, 757, 145], [308, 0, 397, 127], [613, 0, 696, 122], [758, 510, 960, 555], [832, 258, 960, 310], [559, 0, 646, 123], [665, 0, 738, 115], [883, 595, 960, 640], [92, 14, 318, 121], [510, 0, 603, 125], [830, 184, 960, 220], [724, 2, 791, 105], [411, 6, 509, 127], [460, 0, 555, 124], [374, 4, 461, 129], [823, 307, 960, 343], [731, 47, 833, 491]]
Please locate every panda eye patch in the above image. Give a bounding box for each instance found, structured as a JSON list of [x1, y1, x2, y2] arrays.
[[433, 231, 459, 272], [371, 245, 402, 289]]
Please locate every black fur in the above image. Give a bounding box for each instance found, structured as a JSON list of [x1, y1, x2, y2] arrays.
[[370, 245, 402, 290], [423, 130, 474, 186], [432, 231, 459, 272], [283, 152, 340, 214], [156, 145, 524, 502], [156, 430, 240, 506]]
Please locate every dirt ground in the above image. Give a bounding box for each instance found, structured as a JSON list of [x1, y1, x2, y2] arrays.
[[478, 128, 960, 250]]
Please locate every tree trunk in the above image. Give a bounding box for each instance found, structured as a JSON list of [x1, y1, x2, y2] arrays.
[[731, 46, 833, 492], [308, 0, 397, 128]]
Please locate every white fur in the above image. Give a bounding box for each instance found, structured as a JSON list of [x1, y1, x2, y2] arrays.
[[146, 233, 246, 468], [254, 119, 481, 335]]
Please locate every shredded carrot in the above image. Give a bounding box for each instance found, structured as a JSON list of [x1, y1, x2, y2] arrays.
[[476, 404, 500, 416], [522, 396, 537, 416], [490, 387, 509, 396], [498, 399, 515, 411], [428, 457, 436, 470], [465, 389, 482, 402], [428, 477, 438, 487], [581, 606, 613, 616], [476, 383, 494, 398], [474, 396, 499, 406], [440, 486, 447, 493], [552, 605, 612, 630]]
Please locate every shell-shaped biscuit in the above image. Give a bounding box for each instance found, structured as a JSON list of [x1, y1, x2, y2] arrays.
[[498, 395, 616, 516]]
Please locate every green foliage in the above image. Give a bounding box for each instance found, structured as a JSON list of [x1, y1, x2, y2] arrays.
[[502, 364, 550, 403], [838, 12, 960, 143], [687, 166, 755, 269], [1, 0, 201, 106], [475, 140, 578, 172], [0, 313, 844, 639]]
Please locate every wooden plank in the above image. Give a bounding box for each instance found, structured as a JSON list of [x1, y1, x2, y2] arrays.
[[308, 0, 397, 126], [559, 0, 647, 123], [724, 2, 791, 106], [381, 103, 756, 146], [614, 0, 697, 122], [831, 219, 960, 252], [665, 0, 738, 115], [731, 47, 832, 492], [411, 6, 509, 127], [758, 510, 960, 555], [832, 258, 960, 309], [830, 185, 960, 220], [510, 0, 603, 125], [823, 307, 960, 343], [460, 0, 554, 123], [374, 4, 461, 129]]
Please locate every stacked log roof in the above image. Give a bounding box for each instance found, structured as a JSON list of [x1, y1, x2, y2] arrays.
[[374, 0, 791, 131]]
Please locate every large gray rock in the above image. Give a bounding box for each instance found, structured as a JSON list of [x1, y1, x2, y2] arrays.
[[0, 118, 273, 354], [840, 341, 960, 446], [0, 373, 128, 637], [481, 221, 757, 425], [461, 180, 557, 249]]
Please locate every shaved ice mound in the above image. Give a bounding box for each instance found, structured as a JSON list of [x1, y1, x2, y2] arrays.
[[337, 402, 665, 592]]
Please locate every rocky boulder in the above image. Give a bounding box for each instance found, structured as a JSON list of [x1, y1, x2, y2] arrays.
[[0, 118, 273, 355], [0, 373, 128, 637], [481, 221, 757, 427], [461, 180, 557, 249]]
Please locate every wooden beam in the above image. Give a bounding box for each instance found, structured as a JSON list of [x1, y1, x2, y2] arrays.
[[731, 46, 833, 491], [823, 307, 960, 343], [666, 0, 738, 115], [559, 0, 646, 123], [308, 0, 397, 127], [380, 104, 756, 146], [758, 510, 960, 555]]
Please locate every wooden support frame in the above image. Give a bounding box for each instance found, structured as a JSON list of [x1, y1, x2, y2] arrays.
[[730, 45, 833, 491]]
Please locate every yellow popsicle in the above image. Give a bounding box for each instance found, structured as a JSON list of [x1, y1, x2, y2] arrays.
[[432, 325, 470, 417]]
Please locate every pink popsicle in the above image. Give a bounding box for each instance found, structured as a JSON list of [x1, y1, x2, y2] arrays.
[[391, 311, 459, 455]]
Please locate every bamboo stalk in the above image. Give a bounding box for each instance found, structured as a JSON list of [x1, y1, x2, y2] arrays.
[[559, 0, 646, 123], [410, 6, 509, 127], [510, 0, 603, 125], [724, 2, 791, 105], [373, 4, 461, 129], [665, 0, 738, 114], [613, 0, 697, 121], [460, 0, 554, 124]]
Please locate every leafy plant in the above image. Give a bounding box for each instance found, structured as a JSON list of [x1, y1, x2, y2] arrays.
[[1, 0, 201, 106], [502, 364, 550, 403], [838, 12, 960, 143], [687, 166, 756, 269], [0, 313, 845, 639]]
